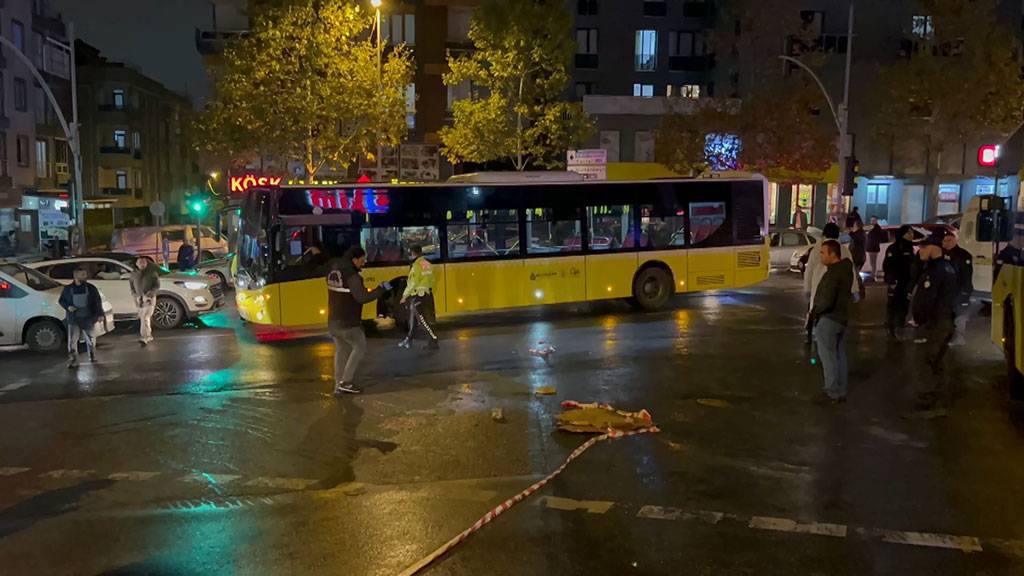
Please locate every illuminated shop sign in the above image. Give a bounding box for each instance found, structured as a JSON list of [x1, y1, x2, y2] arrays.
[[230, 174, 283, 193], [306, 188, 390, 214]]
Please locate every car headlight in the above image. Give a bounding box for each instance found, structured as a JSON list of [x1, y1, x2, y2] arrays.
[[180, 281, 208, 290]]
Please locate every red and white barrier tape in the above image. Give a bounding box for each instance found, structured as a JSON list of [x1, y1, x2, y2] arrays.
[[397, 425, 660, 576]]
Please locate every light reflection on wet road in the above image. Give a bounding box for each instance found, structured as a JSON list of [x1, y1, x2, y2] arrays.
[[1, 274, 1024, 575]]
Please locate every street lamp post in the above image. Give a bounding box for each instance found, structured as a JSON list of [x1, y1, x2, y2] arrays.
[[778, 1, 855, 197], [372, 0, 383, 182], [0, 26, 81, 253]]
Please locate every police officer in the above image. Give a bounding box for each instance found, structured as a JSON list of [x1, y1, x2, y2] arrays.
[[883, 225, 916, 338], [398, 244, 439, 350], [941, 230, 973, 346], [910, 244, 958, 409]]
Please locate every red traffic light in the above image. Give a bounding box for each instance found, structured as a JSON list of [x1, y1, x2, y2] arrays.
[[978, 144, 1000, 167]]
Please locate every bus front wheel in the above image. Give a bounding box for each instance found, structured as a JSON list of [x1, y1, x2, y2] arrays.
[[633, 267, 673, 311], [1005, 301, 1024, 401]]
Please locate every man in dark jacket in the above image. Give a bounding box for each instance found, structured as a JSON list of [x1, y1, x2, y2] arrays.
[[883, 225, 916, 338], [811, 240, 854, 404], [865, 217, 886, 281], [845, 206, 863, 230], [910, 244, 958, 409], [327, 246, 391, 395], [59, 266, 104, 367], [131, 257, 160, 345], [177, 238, 196, 271], [941, 230, 973, 346]]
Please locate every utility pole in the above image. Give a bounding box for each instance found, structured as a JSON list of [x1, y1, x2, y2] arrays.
[[372, 0, 383, 182], [836, 1, 855, 198]]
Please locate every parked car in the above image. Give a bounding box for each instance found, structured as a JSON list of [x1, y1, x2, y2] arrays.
[[109, 225, 227, 266], [769, 228, 817, 270], [28, 257, 225, 330], [0, 262, 114, 352], [83, 251, 234, 289]]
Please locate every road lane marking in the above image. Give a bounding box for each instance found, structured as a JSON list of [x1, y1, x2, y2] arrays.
[[0, 466, 30, 476], [637, 505, 725, 525], [871, 529, 983, 553], [749, 516, 847, 538], [538, 495, 615, 514], [107, 471, 162, 481], [0, 380, 32, 395], [245, 476, 316, 490], [179, 472, 242, 485], [39, 469, 95, 480]]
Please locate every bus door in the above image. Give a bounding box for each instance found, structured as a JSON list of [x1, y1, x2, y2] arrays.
[[962, 195, 1011, 296]]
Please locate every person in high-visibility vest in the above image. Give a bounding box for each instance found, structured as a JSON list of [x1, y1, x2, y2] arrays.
[[399, 244, 439, 350]]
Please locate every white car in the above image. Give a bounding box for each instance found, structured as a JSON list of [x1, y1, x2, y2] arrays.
[[0, 262, 115, 352], [769, 228, 818, 270], [28, 257, 225, 330], [195, 253, 234, 288]]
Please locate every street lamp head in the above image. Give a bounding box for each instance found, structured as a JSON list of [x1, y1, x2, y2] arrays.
[[209, 171, 220, 180], [370, 0, 381, 7]]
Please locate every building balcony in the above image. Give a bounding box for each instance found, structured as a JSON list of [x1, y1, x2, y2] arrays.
[[668, 55, 714, 72], [99, 187, 134, 197], [31, 12, 67, 39], [100, 146, 131, 155], [582, 94, 739, 117], [195, 28, 249, 56], [574, 53, 599, 69]]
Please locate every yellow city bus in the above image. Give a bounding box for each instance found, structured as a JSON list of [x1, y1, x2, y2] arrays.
[[234, 175, 769, 341], [990, 193, 1024, 399]]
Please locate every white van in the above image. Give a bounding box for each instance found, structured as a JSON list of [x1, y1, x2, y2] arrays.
[[0, 262, 114, 352], [110, 225, 228, 266]]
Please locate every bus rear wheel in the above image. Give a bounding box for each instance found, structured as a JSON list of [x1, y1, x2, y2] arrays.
[[633, 267, 673, 311], [1005, 301, 1024, 401]]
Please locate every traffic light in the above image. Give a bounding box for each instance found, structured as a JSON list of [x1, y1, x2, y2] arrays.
[[186, 193, 209, 217], [842, 157, 860, 196]]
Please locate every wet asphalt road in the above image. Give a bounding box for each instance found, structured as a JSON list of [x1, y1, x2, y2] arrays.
[[2, 273, 1024, 575]]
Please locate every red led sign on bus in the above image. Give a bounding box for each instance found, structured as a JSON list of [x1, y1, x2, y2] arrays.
[[230, 174, 283, 193], [306, 188, 390, 214]]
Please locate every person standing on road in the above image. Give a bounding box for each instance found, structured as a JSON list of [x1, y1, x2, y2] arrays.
[[803, 223, 858, 344], [845, 206, 863, 230], [849, 220, 867, 274], [131, 257, 160, 346], [59, 266, 104, 368], [811, 240, 854, 404], [941, 230, 973, 346], [866, 217, 886, 281], [909, 244, 958, 409], [883, 225, 916, 338], [995, 233, 1024, 282], [399, 244, 439, 350], [793, 206, 808, 230], [177, 238, 196, 271], [327, 246, 390, 395]]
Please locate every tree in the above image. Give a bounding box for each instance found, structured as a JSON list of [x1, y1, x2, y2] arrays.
[[876, 0, 1024, 215], [197, 0, 414, 183], [655, 0, 836, 181], [439, 0, 593, 171]]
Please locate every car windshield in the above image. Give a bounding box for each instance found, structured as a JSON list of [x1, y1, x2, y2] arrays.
[[0, 263, 61, 291]]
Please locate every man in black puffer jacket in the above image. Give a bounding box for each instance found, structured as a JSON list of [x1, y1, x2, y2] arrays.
[[327, 246, 390, 395]]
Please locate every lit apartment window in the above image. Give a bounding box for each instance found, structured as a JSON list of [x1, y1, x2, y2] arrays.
[[680, 84, 700, 98], [635, 30, 657, 71], [912, 15, 933, 39], [577, 28, 598, 54], [34, 139, 48, 178], [113, 129, 126, 148], [16, 135, 29, 166], [13, 78, 27, 112], [132, 131, 141, 150], [11, 20, 24, 53], [113, 89, 125, 110], [116, 169, 128, 189], [386, 14, 415, 46], [632, 83, 654, 98], [134, 169, 142, 189]]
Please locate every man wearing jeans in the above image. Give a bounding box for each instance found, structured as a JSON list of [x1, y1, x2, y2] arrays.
[[58, 266, 103, 368], [131, 257, 160, 345], [811, 240, 854, 404], [327, 246, 389, 395]]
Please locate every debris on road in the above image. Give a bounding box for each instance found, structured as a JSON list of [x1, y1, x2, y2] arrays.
[[696, 398, 731, 408], [535, 386, 557, 396], [528, 341, 556, 361], [490, 407, 505, 422], [555, 400, 655, 434], [460, 383, 473, 394]]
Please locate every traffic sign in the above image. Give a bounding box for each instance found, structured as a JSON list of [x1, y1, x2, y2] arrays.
[[149, 200, 165, 217], [567, 149, 607, 166]]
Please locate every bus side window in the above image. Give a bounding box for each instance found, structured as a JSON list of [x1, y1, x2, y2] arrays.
[[524, 207, 581, 254], [639, 205, 685, 249], [689, 201, 729, 247], [587, 205, 632, 250], [447, 209, 519, 259], [362, 226, 439, 264]]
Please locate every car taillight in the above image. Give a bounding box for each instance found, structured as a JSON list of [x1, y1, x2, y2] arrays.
[[0, 281, 8, 290]]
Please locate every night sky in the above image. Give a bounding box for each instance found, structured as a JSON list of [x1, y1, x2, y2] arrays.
[[53, 0, 215, 106]]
